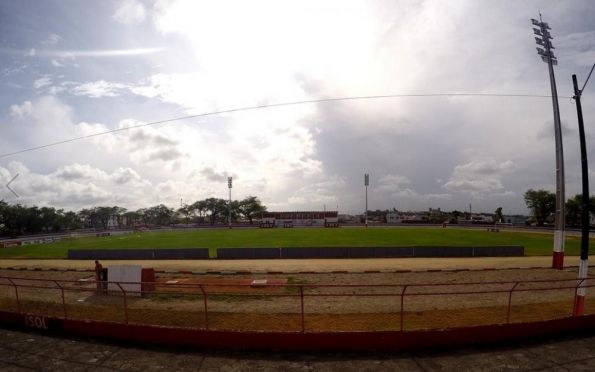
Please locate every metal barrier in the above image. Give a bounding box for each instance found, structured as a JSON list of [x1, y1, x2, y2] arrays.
[[0, 275, 592, 332]]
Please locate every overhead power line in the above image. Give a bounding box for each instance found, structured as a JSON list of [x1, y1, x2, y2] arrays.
[[0, 92, 571, 159]]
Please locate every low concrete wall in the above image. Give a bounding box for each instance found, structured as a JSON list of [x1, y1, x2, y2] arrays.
[[69, 246, 523, 260], [68, 248, 209, 260], [216, 247, 280, 259], [2, 310, 593, 352], [215, 246, 523, 259]]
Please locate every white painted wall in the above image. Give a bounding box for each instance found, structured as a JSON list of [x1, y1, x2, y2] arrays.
[[107, 265, 142, 297]]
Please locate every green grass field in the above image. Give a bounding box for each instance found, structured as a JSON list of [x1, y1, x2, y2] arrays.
[[0, 227, 593, 259]]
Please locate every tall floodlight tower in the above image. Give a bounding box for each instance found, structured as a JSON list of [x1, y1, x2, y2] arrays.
[[364, 174, 369, 228], [531, 15, 566, 269], [228, 177, 232, 229]]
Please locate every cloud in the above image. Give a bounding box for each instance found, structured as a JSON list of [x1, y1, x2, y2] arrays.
[[3, 97, 186, 172], [113, 0, 147, 24], [536, 120, 574, 140], [0, 47, 165, 58], [9, 101, 33, 118], [54, 163, 109, 181], [71, 80, 128, 98], [0, 162, 153, 209], [4, 1, 595, 215], [197, 167, 227, 182], [41, 33, 62, 46], [33, 76, 52, 90], [443, 159, 516, 196]]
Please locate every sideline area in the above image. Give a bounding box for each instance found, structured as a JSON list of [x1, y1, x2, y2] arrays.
[[2, 326, 595, 370], [0, 256, 583, 273]]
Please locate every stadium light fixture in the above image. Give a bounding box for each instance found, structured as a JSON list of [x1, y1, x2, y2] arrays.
[[531, 14, 565, 269]]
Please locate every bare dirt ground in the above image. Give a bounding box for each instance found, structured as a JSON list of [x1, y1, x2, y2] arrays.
[[0, 255, 584, 272], [0, 259, 593, 332]]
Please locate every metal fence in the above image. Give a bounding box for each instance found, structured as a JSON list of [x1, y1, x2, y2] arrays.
[[0, 275, 593, 332]]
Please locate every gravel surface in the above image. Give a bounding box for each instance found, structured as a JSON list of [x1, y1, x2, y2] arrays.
[[3, 327, 595, 371]]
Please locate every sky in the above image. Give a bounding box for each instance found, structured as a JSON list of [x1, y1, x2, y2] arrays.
[[1, 0, 595, 215]]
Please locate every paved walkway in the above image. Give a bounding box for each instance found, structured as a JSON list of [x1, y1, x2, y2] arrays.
[[0, 256, 581, 273], [1, 327, 595, 371]]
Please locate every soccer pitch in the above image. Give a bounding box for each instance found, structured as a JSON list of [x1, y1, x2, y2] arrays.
[[0, 227, 592, 259]]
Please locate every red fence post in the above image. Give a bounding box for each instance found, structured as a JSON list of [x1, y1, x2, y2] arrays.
[[400, 285, 408, 332], [54, 280, 67, 319], [199, 285, 208, 330], [506, 282, 519, 324], [573, 278, 587, 317], [300, 285, 305, 333], [116, 283, 128, 324], [6, 278, 21, 314]]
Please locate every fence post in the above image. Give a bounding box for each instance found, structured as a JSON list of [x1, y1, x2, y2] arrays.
[[54, 280, 67, 319], [400, 285, 408, 332], [300, 286, 305, 333], [506, 282, 519, 324], [199, 285, 208, 330], [573, 278, 586, 317], [6, 278, 21, 314], [116, 283, 128, 324]]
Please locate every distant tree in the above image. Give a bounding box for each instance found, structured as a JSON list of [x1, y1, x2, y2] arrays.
[[61, 211, 82, 230], [189, 200, 207, 223], [494, 207, 504, 223], [238, 196, 267, 224], [524, 189, 556, 226], [77, 208, 93, 228], [177, 205, 193, 225], [121, 210, 141, 227], [565, 194, 595, 228], [0, 200, 14, 236], [199, 198, 227, 225], [143, 204, 174, 226], [451, 210, 462, 219], [94, 206, 119, 230]]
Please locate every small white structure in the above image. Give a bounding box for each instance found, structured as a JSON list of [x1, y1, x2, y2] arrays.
[[107, 265, 142, 297]]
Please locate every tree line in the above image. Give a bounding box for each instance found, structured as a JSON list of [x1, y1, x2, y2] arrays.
[[0, 196, 266, 237], [524, 189, 595, 227]]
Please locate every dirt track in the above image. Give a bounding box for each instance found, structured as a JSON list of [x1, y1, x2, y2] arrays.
[[1, 262, 593, 332], [0, 256, 584, 272]]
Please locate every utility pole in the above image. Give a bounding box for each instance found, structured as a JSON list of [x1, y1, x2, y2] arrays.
[[571, 63, 595, 316], [531, 15, 566, 269], [228, 177, 232, 229], [364, 173, 369, 228]]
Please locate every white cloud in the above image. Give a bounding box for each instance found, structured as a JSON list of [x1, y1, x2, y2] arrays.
[[0, 162, 154, 209], [33, 76, 52, 90], [4, 1, 595, 215], [443, 159, 516, 196], [41, 33, 62, 46], [9, 101, 33, 118], [71, 80, 129, 98], [113, 0, 147, 24], [0, 47, 164, 58]]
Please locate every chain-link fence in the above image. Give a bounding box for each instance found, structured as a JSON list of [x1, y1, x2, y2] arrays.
[[0, 275, 593, 332]]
